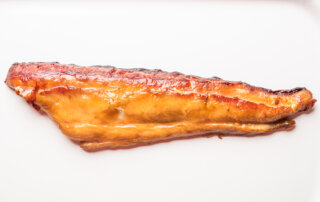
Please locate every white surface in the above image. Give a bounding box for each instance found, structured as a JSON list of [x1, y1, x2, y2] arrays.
[[0, 1, 319, 202]]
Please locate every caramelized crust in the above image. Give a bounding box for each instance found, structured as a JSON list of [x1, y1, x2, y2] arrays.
[[5, 62, 316, 150]]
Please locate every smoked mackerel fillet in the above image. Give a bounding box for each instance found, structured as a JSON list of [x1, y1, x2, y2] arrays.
[[5, 62, 316, 150]]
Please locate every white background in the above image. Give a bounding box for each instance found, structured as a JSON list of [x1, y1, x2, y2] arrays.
[[0, 1, 319, 202]]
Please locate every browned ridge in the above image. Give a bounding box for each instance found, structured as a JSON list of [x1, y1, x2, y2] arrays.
[[5, 62, 316, 151]]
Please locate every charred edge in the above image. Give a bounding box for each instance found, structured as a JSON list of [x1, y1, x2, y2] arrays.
[[272, 87, 306, 95], [239, 81, 308, 96], [7, 63, 311, 98], [220, 81, 236, 86], [8, 62, 210, 79]]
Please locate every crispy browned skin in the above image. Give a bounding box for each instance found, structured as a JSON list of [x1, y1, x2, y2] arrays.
[[5, 62, 316, 151]]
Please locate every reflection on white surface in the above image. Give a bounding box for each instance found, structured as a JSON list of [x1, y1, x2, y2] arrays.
[[0, 1, 319, 202]]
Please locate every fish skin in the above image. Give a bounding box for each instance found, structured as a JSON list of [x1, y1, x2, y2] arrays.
[[5, 62, 316, 150]]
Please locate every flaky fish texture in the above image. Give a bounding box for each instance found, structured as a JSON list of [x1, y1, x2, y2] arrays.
[[5, 62, 316, 151]]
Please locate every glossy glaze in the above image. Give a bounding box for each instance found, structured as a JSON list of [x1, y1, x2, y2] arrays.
[[5, 62, 316, 150]]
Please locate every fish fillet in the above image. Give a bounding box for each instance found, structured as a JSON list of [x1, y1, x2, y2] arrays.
[[5, 62, 316, 151]]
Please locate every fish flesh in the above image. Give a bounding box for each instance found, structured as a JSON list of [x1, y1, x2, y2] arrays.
[[5, 62, 316, 151]]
